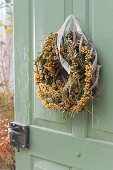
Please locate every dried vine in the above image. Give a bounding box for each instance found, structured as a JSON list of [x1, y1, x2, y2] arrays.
[[34, 32, 98, 117]]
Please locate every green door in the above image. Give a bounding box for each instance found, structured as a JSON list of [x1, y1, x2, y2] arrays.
[[14, 0, 113, 170]]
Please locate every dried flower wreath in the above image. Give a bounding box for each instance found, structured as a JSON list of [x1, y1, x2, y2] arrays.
[[34, 15, 101, 117]]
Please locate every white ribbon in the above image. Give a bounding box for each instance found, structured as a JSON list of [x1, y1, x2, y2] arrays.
[[57, 14, 97, 74]]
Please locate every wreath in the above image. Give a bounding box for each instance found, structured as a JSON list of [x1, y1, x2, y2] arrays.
[[34, 15, 101, 117]]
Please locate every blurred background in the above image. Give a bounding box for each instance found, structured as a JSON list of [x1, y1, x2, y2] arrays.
[[0, 0, 15, 169]]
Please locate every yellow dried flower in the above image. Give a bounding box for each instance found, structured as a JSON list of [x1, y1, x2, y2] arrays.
[[35, 72, 40, 84], [34, 32, 95, 117]]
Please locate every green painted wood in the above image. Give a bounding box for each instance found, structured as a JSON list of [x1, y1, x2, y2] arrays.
[[30, 125, 113, 170], [88, 0, 113, 138], [14, 0, 113, 170], [14, 0, 31, 169]]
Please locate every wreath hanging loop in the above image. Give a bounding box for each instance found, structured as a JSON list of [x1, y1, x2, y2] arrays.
[[34, 15, 101, 118]]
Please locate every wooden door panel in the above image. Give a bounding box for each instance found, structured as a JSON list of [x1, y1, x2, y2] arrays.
[[88, 0, 113, 141], [73, 0, 113, 141], [88, 0, 113, 133], [32, 157, 70, 170], [33, 0, 65, 40], [32, 0, 73, 133], [30, 126, 113, 170], [33, 0, 73, 51], [32, 157, 80, 170]]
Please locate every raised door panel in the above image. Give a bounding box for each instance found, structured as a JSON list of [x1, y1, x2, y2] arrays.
[[88, 0, 113, 131], [32, 157, 71, 170], [31, 0, 73, 133], [73, 0, 113, 141], [87, 0, 113, 141]]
